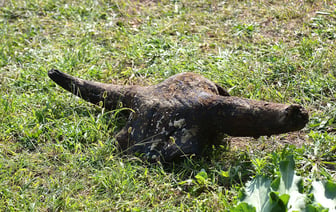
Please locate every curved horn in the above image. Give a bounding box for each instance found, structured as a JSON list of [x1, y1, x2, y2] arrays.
[[205, 96, 309, 137], [48, 69, 137, 110]]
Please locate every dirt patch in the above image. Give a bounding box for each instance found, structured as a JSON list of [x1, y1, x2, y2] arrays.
[[228, 131, 310, 153]]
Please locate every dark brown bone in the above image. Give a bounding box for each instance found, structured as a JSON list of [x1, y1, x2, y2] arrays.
[[48, 69, 309, 161]]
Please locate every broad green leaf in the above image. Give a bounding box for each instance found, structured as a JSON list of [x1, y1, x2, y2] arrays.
[[232, 203, 256, 212], [271, 177, 280, 191], [279, 194, 290, 206], [278, 155, 307, 211], [279, 155, 296, 191], [305, 204, 329, 212], [239, 176, 290, 212], [268, 192, 288, 212], [311, 180, 336, 210], [239, 176, 272, 212], [195, 169, 208, 185], [235, 155, 336, 212]]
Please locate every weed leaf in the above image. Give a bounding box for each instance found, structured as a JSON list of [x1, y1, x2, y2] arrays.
[[278, 156, 306, 211], [311, 180, 336, 210], [239, 175, 272, 211], [232, 203, 256, 212], [268, 192, 289, 212]]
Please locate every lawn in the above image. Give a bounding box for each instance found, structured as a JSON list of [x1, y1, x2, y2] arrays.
[[0, 0, 336, 210]]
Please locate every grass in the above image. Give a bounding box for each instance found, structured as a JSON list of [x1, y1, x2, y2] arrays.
[[0, 0, 336, 210]]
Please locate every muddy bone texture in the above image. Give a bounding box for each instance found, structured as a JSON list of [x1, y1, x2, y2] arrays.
[[48, 69, 309, 161]]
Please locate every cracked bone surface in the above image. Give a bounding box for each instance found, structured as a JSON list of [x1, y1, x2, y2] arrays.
[[48, 69, 309, 161]]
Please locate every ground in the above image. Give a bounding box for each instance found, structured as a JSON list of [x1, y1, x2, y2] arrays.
[[0, 0, 336, 210]]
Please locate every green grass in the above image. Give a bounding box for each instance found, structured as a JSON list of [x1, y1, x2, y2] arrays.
[[0, 0, 336, 210]]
